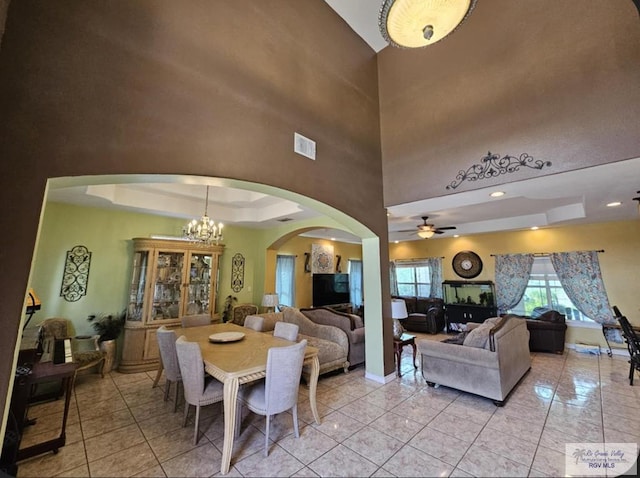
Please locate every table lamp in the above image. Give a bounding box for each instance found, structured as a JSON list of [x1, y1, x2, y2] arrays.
[[261, 293, 279, 313], [391, 298, 408, 340]]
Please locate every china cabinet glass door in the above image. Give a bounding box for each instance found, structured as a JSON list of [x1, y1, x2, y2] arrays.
[[184, 252, 212, 316], [126, 250, 149, 322], [151, 251, 185, 320]]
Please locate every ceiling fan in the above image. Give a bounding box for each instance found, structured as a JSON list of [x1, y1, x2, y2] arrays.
[[399, 216, 457, 239]]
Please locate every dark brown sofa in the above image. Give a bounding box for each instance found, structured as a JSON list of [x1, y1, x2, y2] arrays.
[[503, 311, 567, 354], [392, 296, 445, 334]]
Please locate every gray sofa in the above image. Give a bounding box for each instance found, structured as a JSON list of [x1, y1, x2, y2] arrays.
[[300, 307, 365, 368], [417, 315, 531, 405], [244, 307, 349, 381]]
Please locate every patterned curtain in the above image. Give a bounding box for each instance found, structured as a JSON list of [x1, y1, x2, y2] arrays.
[[550, 251, 615, 324], [389, 261, 398, 296], [427, 257, 443, 298], [495, 254, 534, 314]]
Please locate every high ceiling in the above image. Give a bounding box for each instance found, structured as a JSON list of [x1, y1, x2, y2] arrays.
[[46, 2, 640, 244]]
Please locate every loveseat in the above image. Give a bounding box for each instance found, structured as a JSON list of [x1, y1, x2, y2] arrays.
[[300, 307, 365, 368], [503, 310, 567, 354], [417, 315, 531, 405], [244, 307, 349, 381], [392, 296, 445, 334]]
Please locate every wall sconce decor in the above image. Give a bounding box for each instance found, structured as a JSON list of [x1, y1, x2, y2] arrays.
[[336, 255, 342, 273], [446, 151, 552, 190], [231, 253, 245, 293], [60, 245, 92, 302], [304, 253, 311, 273]]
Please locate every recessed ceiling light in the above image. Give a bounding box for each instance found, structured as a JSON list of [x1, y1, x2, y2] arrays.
[[394, 240, 399, 244], [330, 237, 336, 241], [453, 234, 460, 238], [530, 226, 539, 230], [606, 201, 622, 207], [490, 191, 505, 198]]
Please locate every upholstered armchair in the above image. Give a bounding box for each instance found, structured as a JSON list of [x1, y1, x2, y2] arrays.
[[230, 303, 259, 326], [418, 315, 531, 405]]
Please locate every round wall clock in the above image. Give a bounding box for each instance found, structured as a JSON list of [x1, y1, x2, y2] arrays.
[[452, 250, 483, 279]]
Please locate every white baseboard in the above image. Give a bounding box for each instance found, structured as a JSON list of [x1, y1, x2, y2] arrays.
[[365, 371, 397, 384]]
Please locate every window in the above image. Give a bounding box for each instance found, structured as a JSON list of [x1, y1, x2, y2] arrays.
[[348, 259, 363, 308], [395, 262, 431, 297], [509, 257, 593, 322], [275, 255, 295, 307]]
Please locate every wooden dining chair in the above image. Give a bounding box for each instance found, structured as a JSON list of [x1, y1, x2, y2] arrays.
[[238, 339, 307, 456], [156, 326, 181, 412], [175, 335, 224, 445], [273, 322, 299, 341]]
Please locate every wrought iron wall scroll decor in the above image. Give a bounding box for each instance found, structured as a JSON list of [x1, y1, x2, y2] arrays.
[[446, 152, 552, 190], [231, 253, 245, 292], [60, 245, 92, 302]]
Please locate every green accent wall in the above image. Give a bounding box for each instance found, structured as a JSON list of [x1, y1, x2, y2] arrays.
[[30, 201, 262, 337]]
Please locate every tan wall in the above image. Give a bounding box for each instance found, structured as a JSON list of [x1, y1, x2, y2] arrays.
[[378, 0, 640, 206], [274, 236, 362, 308], [0, 0, 391, 431], [390, 220, 640, 349]]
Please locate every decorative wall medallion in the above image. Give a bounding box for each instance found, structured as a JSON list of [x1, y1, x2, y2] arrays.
[[231, 253, 245, 292], [311, 243, 334, 273], [452, 250, 483, 279], [446, 152, 552, 190], [60, 245, 92, 302]]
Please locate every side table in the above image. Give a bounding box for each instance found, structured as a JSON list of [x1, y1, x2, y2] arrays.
[[393, 333, 418, 376]]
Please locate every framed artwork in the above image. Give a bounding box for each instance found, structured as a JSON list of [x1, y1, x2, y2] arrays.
[[311, 243, 334, 273]]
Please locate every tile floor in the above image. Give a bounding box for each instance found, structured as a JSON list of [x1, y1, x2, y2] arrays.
[[16, 334, 640, 477]]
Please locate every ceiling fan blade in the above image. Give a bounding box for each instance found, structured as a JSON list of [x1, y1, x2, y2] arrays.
[[396, 229, 418, 233], [433, 230, 444, 234], [437, 226, 457, 230]]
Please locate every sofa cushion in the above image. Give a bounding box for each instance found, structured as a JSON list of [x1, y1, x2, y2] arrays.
[[463, 322, 493, 349]]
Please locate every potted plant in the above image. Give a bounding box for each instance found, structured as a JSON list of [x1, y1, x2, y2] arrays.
[[88, 310, 126, 373]]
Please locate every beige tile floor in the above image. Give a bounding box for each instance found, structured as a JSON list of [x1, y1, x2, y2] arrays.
[[16, 334, 640, 477]]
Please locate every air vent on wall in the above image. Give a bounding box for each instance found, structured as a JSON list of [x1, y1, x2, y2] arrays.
[[277, 218, 294, 222], [294, 132, 316, 160]]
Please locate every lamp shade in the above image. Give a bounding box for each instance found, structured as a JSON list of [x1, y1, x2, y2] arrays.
[[261, 293, 279, 308], [379, 0, 477, 48], [391, 299, 408, 319]]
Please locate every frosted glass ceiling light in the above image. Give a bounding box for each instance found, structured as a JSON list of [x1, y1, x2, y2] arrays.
[[379, 0, 477, 48]]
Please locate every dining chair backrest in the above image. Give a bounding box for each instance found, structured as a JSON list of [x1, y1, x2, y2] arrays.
[[180, 314, 211, 328], [265, 339, 307, 415], [156, 326, 180, 382], [175, 335, 206, 404], [244, 315, 264, 332], [273, 322, 299, 342]]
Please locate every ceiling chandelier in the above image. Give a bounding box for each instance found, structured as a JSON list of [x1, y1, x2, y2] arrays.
[[183, 186, 224, 245], [379, 0, 477, 48]]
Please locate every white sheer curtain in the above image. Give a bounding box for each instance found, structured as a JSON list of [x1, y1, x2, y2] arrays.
[[275, 255, 296, 307], [348, 259, 363, 308]]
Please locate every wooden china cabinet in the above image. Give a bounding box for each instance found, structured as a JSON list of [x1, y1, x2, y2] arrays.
[[119, 238, 224, 372]]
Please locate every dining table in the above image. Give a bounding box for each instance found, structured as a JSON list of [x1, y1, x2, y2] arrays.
[[167, 322, 321, 475]]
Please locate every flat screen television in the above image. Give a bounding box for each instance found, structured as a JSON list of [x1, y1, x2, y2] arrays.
[[313, 273, 350, 307]]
